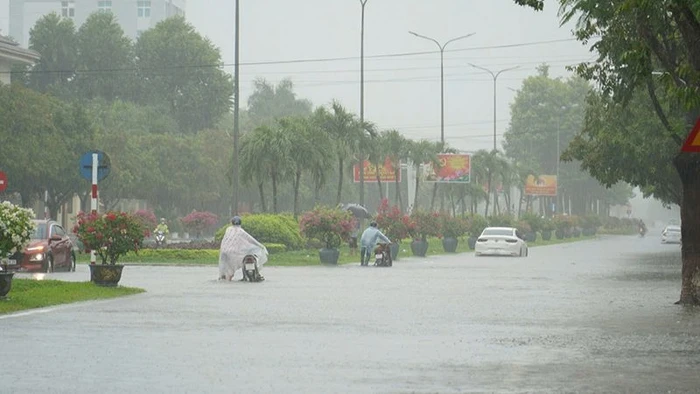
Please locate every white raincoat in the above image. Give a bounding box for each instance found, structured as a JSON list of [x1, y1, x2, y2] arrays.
[[218, 226, 268, 279]]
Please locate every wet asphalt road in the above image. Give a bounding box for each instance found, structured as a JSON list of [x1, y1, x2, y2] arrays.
[[2, 234, 699, 393]]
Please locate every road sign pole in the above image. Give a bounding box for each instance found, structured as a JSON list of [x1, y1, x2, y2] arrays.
[[44, 190, 49, 219], [90, 153, 98, 265]]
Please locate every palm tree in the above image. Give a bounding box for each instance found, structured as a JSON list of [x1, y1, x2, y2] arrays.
[[407, 139, 440, 211], [318, 101, 365, 205], [280, 116, 334, 218], [239, 124, 291, 213], [383, 130, 409, 210]]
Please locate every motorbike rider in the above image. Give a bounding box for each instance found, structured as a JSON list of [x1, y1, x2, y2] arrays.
[[359, 221, 391, 266], [154, 218, 169, 244], [639, 219, 648, 236], [219, 216, 268, 281]]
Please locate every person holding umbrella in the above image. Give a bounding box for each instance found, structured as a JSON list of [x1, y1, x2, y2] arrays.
[[341, 203, 370, 256]]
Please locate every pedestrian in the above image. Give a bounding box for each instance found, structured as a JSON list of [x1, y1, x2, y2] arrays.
[[359, 221, 391, 266]]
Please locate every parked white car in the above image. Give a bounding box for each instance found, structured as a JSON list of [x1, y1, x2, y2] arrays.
[[661, 225, 681, 244], [475, 227, 528, 257]]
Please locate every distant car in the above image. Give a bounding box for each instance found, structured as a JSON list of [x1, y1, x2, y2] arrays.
[[6, 220, 76, 273], [661, 225, 681, 244], [475, 227, 528, 257]]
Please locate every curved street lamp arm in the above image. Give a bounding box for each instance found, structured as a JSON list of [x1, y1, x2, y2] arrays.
[[495, 65, 520, 79], [444, 33, 476, 49], [468, 62, 496, 79], [408, 31, 442, 50]]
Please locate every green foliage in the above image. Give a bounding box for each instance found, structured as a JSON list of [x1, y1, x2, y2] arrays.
[[439, 213, 468, 238], [467, 215, 489, 237], [0, 279, 144, 315], [26, 12, 77, 93], [135, 16, 233, 133], [488, 214, 515, 228], [375, 199, 413, 242], [215, 214, 304, 250], [519, 212, 543, 233], [0, 202, 36, 257]]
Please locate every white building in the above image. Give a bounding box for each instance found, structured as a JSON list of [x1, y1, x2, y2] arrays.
[[8, 0, 186, 47], [0, 34, 39, 84]]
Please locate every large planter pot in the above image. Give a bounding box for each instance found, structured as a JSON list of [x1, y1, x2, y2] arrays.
[[541, 230, 552, 241], [89, 264, 125, 287], [0, 272, 15, 298], [555, 229, 565, 239], [468, 236, 478, 250], [389, 243, 400, 261], [319, 248, 340, 265], [525, 232, 537, 243], [442, 237, 459, 253], [410, 240, 429, 257], [572, 228, 582, 238]]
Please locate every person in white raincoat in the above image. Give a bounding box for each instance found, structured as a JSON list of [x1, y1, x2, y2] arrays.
[[219, 216, 268, 281]]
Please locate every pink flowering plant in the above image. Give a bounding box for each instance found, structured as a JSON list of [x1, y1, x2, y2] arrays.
[[133, 209, 157, 232], [73, 211, 147, 265], [409, 210, 442, 241], [375, 199, 414, 243], [0, 201, 36, 267], [180, 210, 219, 238], [299, 206, 356, 249]]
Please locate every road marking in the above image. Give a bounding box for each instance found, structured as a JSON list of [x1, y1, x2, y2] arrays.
[[0, 295, 144, 320]]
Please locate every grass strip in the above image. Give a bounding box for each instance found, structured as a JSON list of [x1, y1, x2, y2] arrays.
[[0, 279, 144, 315]]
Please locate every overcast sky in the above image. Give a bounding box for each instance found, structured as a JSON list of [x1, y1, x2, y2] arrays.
[[0, 0, 594, 152], [185, 0, 592, 152]]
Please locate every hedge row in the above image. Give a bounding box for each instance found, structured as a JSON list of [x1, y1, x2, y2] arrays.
[[214, 214, 304, 250], [124, 243, 287, 261]]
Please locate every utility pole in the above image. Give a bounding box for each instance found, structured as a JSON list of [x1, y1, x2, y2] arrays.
[[232, 0, 240, 215], [359, 0, 368, 209]]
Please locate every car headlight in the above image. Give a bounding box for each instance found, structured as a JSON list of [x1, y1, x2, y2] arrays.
[[26, 245, 44, 252], [29, 253, 44, 261]]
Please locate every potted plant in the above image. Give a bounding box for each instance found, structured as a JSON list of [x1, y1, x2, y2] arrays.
[[299, 206, 355, 265], [0, 201, 36, 297], [180, 210, 219, 240], [519, 212, 542, 242], [73, 211, 147, 287], [440, 213, 466, 253], [409, 210, 441, 257], [516, 220, 535, 242], [552, 214, 572, 239], [540, 217, 554, 240], [375, 199, 413, 260], [467, 214, 488, 250]]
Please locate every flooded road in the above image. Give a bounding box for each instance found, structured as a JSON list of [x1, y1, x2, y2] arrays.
[[3, 235, 698, 393]]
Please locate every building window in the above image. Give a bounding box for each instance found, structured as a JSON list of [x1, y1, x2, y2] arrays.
[[97, 0, 112, 12], [137, 1, 151, 18], [61, 1, 75, 18]]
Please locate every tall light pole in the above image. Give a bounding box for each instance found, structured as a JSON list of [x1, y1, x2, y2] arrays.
[[232, 0, 240, 215], [468, 63, 518, 216], [359, 0, 368, 209], [409, 31, 475, 145], [468, 63, 519, 151]]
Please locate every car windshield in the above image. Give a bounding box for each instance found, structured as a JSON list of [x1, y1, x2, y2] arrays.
[[482, 229, 514, 236], [32, 223, 47, 239]]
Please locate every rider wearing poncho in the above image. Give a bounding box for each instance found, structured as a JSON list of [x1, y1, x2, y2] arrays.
[[219, 216, 268, 281]]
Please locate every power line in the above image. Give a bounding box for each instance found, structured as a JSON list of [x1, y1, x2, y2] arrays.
[[0, 37, 583, 75]]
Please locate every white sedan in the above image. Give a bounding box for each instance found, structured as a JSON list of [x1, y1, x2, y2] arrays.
[[475, 227, 528, 257], [661, 225, 682, 244]]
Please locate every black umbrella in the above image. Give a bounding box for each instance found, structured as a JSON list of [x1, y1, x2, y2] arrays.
[[343, 203, 371, 219]]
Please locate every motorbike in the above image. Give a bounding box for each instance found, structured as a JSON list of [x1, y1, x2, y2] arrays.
[[639, 226, 647, 237], [374, 242, 393, 267], [154, 230, 166, 248], [242, 254, 264, 282]]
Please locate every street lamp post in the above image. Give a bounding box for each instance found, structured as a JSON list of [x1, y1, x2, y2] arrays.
[[467, 63, 519, 151], [468, 63, 518, 216], [359, 0, 368, 209], [409, 31, 475, 145], [232, 0, 240, 215]]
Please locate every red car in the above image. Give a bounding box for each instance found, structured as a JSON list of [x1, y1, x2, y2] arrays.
[[6, 220, 76, 273]]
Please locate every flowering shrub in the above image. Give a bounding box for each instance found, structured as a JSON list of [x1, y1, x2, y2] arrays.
[[133, 209, 157, 232], [409, 210, 441, 241], [375, 199, 414, 243], [299, 206, 356, 249], [0, 201, 36, 262], [467, 214, 488, 237], [180, 210, 219, 238], [439, 213, 468, 238], [73, 211, 147, 265]]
